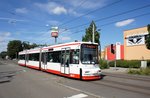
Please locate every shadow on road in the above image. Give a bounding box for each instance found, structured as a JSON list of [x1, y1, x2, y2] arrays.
[[0, 71, 15, 84], [100, 74, 106, 80]]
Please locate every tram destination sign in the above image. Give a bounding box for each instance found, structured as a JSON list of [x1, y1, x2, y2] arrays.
[[82, 44, 97, 49]]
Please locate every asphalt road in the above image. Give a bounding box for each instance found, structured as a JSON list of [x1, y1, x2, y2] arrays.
[[0, 59, 150, 98], [0, 60, 95, 98]]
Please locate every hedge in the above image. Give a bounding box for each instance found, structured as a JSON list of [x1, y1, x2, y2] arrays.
[[128, 68, 150, 75], [99, 60, 109, 69], [99, 60, 150, 68]]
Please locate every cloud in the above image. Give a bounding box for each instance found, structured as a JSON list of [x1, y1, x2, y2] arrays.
[[115, 19, 135, 27], [15, 8, 28, 14], [0, 32, 11, 52], [0, 42, 7, 52], [0, 17, 28, 24], [68, 9, 82, 17], [0, 32, 11, 41], [35, 1, 104, 17], [35, 2, 67, 15], [53, 6, 67, 15], [61, 0, 106, 17], [0, 17, 27, 22], [68, 0, 106, 9], [47, 20, 60, 26]]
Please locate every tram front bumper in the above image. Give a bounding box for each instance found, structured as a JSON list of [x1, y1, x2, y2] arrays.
[[82, 70, 101, 80]]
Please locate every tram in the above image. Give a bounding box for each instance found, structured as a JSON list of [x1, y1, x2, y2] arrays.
[[18, 41, 101, 80]]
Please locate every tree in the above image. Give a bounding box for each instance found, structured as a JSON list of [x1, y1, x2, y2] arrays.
[[22, 41, 38, 50], [145, 24, 150, 49], [82, 21, 100, 44], [29, 43, 38, 49], [22, 41, 30, 49], [7, 40, 23, 59], [0, 51, 7, 59]]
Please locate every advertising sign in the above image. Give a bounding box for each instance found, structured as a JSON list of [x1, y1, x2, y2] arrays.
[[51, 27, 58, 37], [126, 33, 147, 46]]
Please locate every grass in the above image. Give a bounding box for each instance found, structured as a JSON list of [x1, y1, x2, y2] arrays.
[[128, 68, 150, 75]]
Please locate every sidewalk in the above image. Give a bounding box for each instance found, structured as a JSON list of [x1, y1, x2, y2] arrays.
[[101, 67, 129, 74]]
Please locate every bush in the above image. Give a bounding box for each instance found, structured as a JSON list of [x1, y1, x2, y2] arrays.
[[140, 68, 150, 75], [128, 68, 150, 75], [99, 60, 109, 69], [128, 69, 140, 74], [109, 60, 142, 68]]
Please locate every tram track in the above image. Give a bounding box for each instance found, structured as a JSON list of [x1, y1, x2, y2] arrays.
[[102, 72, 150, 82], [89, 79, 150, 95], [87, 73, 150, 96]]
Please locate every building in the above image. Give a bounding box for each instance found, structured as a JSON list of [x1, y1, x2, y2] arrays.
[[103, 42, 124, 61], [124, 26, 150, 60]]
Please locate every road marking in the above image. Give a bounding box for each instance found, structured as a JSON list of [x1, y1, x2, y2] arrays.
[[58, 82, 105, 98], [66, 93, 88, 98]]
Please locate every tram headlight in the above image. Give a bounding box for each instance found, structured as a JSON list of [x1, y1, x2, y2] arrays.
[[97, 70, 101, 74]]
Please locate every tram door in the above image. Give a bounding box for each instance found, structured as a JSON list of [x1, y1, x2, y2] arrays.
[[61, 48, 70, 74], [25, 53, 29, 67], [41, 52, 47, 70]]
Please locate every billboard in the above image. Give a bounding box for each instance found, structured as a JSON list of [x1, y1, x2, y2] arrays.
[[126, 33, 148, 46], [51, 27, 58, 37]]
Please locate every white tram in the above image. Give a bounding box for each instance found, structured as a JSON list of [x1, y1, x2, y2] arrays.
[[18, 42, 101, 80]]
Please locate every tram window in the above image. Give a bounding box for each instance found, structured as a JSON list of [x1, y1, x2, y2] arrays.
[[41, 53, 45, 62], [34, 53, 39, 61], [29, 54, 32, 60], [47, 51, 61, 63], [19, 54, 25, 60], [47, 52, 53, 62], [53, 52, 61, 63], [81, 44, 98, 64], [28, 53, 39, 61], [70, 49, 79, 64]]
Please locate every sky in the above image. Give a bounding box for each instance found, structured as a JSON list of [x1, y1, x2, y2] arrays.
[[0, 0, 150, 52]]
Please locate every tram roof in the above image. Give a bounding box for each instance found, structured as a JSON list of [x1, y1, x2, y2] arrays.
[[19, 41, 98, 54]]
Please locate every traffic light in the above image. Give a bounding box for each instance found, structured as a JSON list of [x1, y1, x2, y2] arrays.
[[111, 44, 115, 54]]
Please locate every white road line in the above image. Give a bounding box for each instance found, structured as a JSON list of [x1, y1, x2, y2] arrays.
[[57, 82, 105, 98], [67, 93, 88, 98]]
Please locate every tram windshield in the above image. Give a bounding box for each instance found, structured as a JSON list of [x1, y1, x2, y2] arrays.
[[81, 44, 98, 64]]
